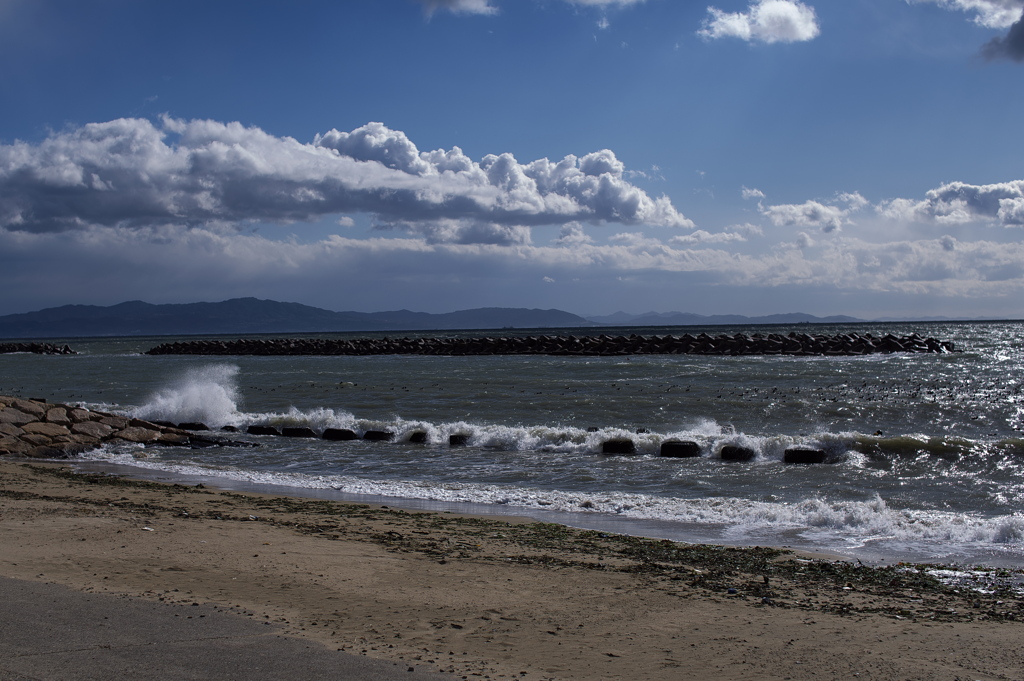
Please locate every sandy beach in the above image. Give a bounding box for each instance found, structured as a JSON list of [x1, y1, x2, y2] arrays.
[[0, 460, 1021, 680]]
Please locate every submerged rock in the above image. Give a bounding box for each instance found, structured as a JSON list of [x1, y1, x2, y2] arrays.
[[720, 445, 756, 461], [281, 426, 318, 438], [784, 447, 828, 464], [602, 439, 637, 455], [659, 441, 702, 458], [323, 428, 358, 441]]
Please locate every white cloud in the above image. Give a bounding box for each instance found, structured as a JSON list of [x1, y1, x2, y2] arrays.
[[910, 2, 1024, 62], [763, 201, 845, 231], [836, 191, 870, 212], [910, 0, 1024, 29], [379, 218, 533, 246], [3, 221, 1024, 315], [761, 192, 866, 232], [414, 0, 498, 16], [877, 180, 1024, 226], [555, 222, 593, 246], [732, 222, 765, 237], [0, 117, 693, 243], [700, 0, 821, 44], [741, 186, 765, 200], [981, 9, 1024, 60], [669, 229, 747, 244]]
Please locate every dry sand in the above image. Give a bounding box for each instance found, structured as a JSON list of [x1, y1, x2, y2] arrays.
[[2, 460, 1022, 680]]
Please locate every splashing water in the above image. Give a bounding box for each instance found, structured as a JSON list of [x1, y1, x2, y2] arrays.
[[132, 364, 241, 426]]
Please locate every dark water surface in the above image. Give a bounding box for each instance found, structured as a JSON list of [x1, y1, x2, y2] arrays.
[[3, 321, 1022, 566]]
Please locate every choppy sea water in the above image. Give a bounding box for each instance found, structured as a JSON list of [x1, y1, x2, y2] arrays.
[[2, 321, 1023, 566]]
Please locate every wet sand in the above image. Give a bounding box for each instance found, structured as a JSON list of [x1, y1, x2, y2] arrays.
[[1, 460, 1022, 680]]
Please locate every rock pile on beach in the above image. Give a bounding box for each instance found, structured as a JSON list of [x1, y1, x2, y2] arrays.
[[146, 331, 956, 357], [0, 395, 207, 458], [0, 342, 77, 355]]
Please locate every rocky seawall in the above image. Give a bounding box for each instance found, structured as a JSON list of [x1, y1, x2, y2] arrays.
[[0, 396, 223, 458], [146, 331, 956, 357], [0, 343, 77, 355]]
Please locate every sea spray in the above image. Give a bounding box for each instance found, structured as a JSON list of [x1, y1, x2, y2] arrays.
[[132, 364, 242, 426]]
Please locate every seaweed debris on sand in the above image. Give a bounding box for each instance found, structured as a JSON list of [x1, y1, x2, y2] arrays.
[[1, 461, 1021, 681]]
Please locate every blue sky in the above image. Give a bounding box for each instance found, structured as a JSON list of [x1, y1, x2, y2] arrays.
[[2, 0, 1024, 319]]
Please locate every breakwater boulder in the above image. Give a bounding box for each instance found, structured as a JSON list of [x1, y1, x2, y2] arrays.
[[0, 395, 221, 458], [145, 331, 957, 357], [660, 441, 701, 458], [0, 343, 77, 355]]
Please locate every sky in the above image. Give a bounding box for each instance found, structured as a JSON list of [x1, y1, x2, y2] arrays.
[[1, 0, 1024, 319]]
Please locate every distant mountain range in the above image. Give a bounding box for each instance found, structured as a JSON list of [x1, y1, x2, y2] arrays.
[[0, 299, 594, 338], [0, 298, 872, 339], [587, 310, 864, 326]]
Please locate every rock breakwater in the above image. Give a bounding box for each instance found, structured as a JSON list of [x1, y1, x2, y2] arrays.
[[146, 331, 956, 357], [0, 396, 229, 458], [0, 342, 76, 355]]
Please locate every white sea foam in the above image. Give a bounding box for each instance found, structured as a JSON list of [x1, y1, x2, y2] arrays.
[[132, 364, 242, 426], [155, 402, 858, 461], [82, 443, 1024, 559]]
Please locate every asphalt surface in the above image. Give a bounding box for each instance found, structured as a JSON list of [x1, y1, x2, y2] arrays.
[[0, 577, 456, 680]]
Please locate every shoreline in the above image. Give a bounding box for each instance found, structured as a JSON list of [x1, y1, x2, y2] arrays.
[[3, 459, 1023, 680], [69, 454, 1024, 569], [4, 391, 1023, 569], [68, 458, 858, 563]]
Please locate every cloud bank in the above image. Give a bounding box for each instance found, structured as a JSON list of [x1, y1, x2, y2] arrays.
[[981, 10, 1024, 60], [700, 0, 820, 44], [3, 119, 1024, 315], [878, 180, 1024, 226], [0, 117, 692, 241], [912, 0, 1024, 28]]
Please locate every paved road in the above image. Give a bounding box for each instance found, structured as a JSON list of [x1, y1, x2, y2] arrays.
[[0, 577, 455, 681]]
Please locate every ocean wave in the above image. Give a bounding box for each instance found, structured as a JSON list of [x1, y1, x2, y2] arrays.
[[80, 443, 1024, 559], [130, 364, 241, 426], [115, 362, 1022, 461]]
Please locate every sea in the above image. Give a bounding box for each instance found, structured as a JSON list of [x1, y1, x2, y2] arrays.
[[3, 321, 1023, 567]]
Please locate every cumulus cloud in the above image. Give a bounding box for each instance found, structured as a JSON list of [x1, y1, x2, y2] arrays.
[[414, 0, 498, 16], [760, 192, 866, 232], [741, 186, 765, 200], [669, 229, 747, 244], [981, 9, 1024, 60], [700, 0, 820, 44], [0, 117, 693, 243], [911, 0, 1024, 29], [555, 222, 593, 246], [878, 180, 1024, 226]]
